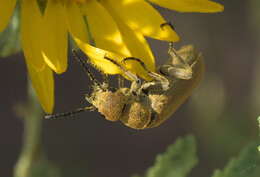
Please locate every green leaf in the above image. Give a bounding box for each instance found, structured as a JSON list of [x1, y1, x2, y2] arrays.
[[211, 142, 260, 177], [29, 159, 61, 177], [132, 174, 143, 177], [0, 4, 21, 57], [140, 135, 198, 177]]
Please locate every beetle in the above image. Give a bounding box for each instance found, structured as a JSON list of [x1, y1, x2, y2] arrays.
[[45, 43, 204, 129]]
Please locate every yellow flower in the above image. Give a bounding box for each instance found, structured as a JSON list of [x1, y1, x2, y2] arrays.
[[0, 0, 223, 113]]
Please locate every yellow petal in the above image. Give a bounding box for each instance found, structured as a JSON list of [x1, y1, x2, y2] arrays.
[[26, 63, 54, 113], [64, 1, 89, 44], [65, 2, 124, 75], [104, 0, 179, 41], [42, 0, 68, 74], [0, 0, 16, 32], [118, 24, 155, 80], [101, 3, 155, 80], [82, 0, 131, 56], [21, 0, 45, 71], [74, 39, 126, 75], [77, 40, 134, 78], [149, 0, 224, 13], [66, 1, 149, 80]]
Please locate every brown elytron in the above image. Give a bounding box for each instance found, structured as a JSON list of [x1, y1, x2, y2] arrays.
[[45, 44, 204, 130], [145, 45, 204, 128]]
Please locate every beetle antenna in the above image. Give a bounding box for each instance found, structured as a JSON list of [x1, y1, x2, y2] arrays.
[[45, 106, 95, 120], [72, 49, 104, 90]]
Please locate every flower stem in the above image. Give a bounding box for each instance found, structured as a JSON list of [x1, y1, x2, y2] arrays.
[[13, 81, 44, 177]]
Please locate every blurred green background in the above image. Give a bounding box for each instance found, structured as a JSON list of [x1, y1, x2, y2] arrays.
[[0, 0, 259, 177]]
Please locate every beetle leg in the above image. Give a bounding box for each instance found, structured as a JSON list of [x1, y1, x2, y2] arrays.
[[156, 43, 193, 80], [103, 55, 142, 94], [168, 43, 192, 70], [122, 57, 169, 91], [72, 49, 105, 91], [101, 73, 110, 90], [118, 75, 125, 88]]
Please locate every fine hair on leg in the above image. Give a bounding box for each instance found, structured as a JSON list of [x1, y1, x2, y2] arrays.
[[72, 49, 104, 90]]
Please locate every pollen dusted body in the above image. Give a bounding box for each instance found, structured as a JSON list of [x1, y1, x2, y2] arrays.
[[88, 86, 154, 129], [45, 45, 204, 130], [85, 45, 204, 129]]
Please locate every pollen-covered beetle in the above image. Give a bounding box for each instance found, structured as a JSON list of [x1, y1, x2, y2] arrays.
[[45, 44, 204, 129]]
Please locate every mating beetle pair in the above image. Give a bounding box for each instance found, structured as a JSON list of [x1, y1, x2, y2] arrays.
[[45, 43, 204, 129]]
